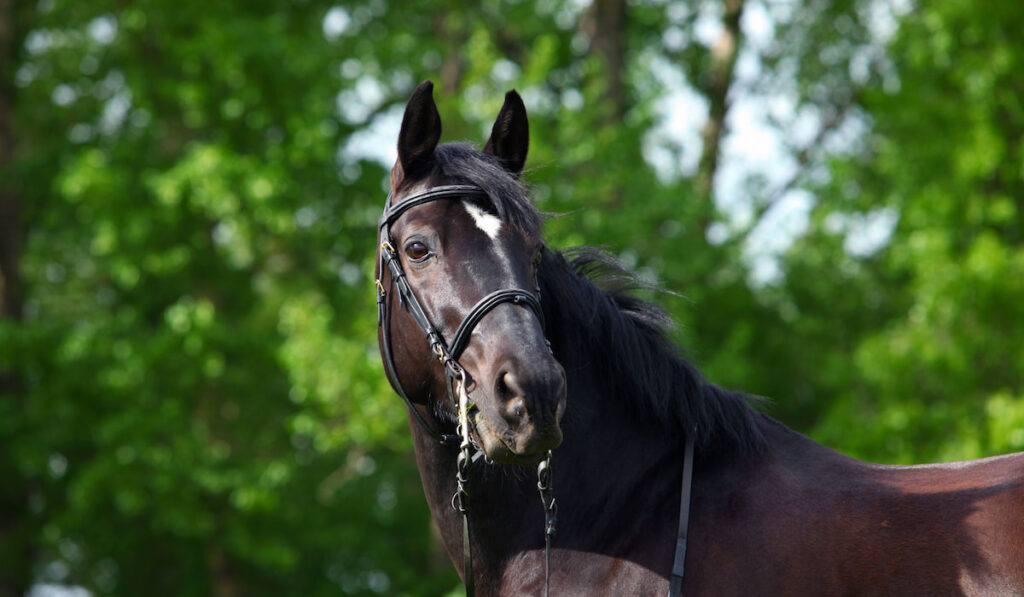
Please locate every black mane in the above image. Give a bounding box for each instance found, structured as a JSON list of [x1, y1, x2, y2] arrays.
[[540, 248, 766, 454], [429, 142, 766, 454]]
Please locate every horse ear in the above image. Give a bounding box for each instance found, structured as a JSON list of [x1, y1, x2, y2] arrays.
[[393, 81, 442, 187], [484, 90, 529, 176]]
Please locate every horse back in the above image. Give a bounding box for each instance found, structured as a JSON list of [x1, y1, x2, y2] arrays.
[[864, 451, 1024, 595], [688, 421, 1024, 596]]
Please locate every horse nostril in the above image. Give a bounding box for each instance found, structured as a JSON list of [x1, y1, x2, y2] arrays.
[[506, 397, 527, 422], [496, 369, 529, 424], [495, 369, 514, 400], [497, 369, 526, 398]]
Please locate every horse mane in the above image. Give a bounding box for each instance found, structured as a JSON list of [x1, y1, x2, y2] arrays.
[[539, 248, 766, 454], [429, 142, 766, 454]]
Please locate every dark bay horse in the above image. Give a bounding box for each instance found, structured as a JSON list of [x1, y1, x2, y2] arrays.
[[375, 81, 1024, 595]]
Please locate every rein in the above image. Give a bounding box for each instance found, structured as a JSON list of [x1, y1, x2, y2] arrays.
[[669, 434, 695, 597], [375, 183, 695, 596]]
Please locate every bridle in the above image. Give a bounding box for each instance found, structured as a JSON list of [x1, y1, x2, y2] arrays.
[[375, 183, 694, 597], [375, 184, 556, 597], [376, 184, 546, 443]]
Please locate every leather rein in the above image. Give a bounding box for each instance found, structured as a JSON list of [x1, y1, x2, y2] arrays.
[[375, 183, 694, 596]]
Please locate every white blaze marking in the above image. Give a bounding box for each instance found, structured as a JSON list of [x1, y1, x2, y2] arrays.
[[462, 201, 502, 240]]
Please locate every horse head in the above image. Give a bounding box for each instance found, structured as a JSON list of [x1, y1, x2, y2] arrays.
[[377, 81, 566, 465]]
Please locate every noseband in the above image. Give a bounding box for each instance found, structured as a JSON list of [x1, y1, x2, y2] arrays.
[[375, 184, 555, 597]]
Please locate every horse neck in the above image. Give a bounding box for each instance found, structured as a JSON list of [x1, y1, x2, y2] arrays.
[[406, 255, 740, 587], [407, 368, 685, 592], [408, 412, 552, 591], [542, 291, 689, 540], [405, 324, 685, 586]]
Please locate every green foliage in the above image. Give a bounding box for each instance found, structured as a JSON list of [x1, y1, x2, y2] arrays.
[[2, 0, 1022, 594], [793, 1, 1024, 462]]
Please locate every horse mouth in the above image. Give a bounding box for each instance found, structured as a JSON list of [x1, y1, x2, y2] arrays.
[[469, 410, 560, 466]]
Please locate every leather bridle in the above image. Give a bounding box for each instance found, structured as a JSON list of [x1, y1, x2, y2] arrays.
[[376, 184, 545, 442], [375, 184, 555, 596], [375, 183, 694, 597]]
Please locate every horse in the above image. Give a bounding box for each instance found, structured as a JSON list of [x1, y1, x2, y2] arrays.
[[374, 80, 1024, 596]]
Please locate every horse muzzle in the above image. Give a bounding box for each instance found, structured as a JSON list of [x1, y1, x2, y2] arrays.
[[470, 358, 566, 465]]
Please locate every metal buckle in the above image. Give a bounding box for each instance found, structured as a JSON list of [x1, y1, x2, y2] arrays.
[[431, 341, 446, 363]]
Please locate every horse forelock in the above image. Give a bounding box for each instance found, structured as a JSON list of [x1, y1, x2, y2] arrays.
[[419, 142, 542, 240]]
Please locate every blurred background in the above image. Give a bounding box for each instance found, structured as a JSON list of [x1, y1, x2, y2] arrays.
[[2, 0, 1023, 595]]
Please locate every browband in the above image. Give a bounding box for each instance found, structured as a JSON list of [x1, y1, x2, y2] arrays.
[[380, 184, 489, 231]]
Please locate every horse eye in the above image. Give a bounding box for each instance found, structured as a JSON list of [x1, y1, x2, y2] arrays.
[[404, 241, 430, 262]]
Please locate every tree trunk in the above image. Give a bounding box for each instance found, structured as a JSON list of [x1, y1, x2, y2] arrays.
[[434, 10, 466, 96], [0, 0, 18, 323], [581, 0, 629, 207], [0, 0, 30, 594], [209, 550, 240, 597], [582, 0, 628, 119], [695, 0, 745, 232]]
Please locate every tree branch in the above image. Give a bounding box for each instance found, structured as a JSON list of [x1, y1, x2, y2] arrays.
[[740, 90, 861, 240]]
